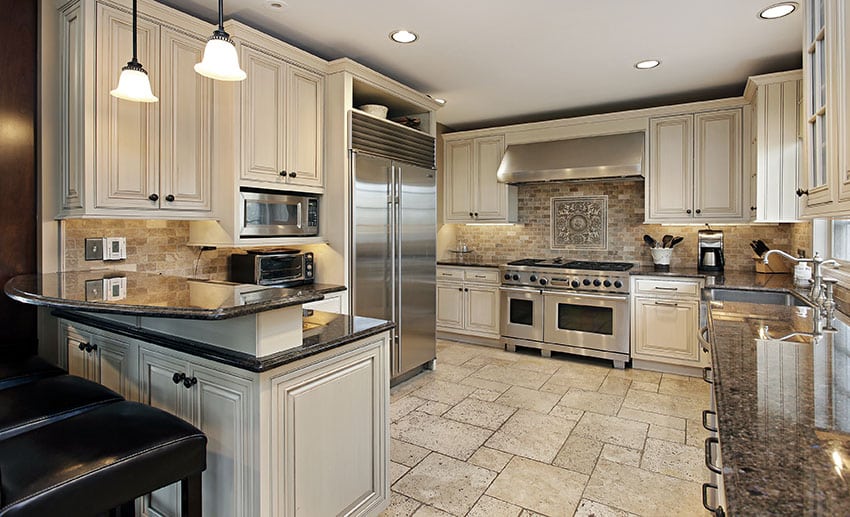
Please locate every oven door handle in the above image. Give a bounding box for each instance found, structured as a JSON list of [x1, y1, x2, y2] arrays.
[[542, 290, 629, 302], [500, 287, 543, 294]]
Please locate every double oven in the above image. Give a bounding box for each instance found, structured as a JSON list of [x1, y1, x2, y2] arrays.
[[499, 259, 632, 368]]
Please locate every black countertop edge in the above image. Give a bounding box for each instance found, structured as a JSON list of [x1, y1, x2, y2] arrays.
[[53, 309, 394, 373], [300, 283, 347, 295], [437, 260, 501, 268]]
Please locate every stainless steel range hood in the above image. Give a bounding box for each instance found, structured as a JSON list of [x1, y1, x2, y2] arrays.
[[496, 132, 645, 183]]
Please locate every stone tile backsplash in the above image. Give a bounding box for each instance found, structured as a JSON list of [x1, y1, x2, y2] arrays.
[[454, 181, 812, 271]]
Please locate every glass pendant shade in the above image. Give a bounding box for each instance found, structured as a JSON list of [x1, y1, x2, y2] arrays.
[[194, 31, 246, 81], [110, 62, 158, 102]]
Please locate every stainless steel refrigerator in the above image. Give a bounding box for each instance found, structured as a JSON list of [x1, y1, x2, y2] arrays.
[[349, 113, 437, 381]]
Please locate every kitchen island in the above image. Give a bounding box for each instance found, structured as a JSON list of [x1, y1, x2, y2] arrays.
[[706, 298, 850, 515], [5, 271, 393, 517]]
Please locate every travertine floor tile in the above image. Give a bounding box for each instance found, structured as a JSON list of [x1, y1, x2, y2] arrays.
[[542, 368, 607, 392], [379, 491, 421, 517], [391, 374, 434, 401], [461, 356, 516, 370], [616, 407, 686, 431], [467, 495, 523, 517], [411, 505, 454, 517], [428, 363, 478, 383], [486, 456, 588, 517], [647, 424, 686, 444], [472, 364, 551, 390], [629, 381, 659, 393], [434, 344, 483, 366], [418, 400, 453, 416], [443, 398, 517, 430], [558, 388, 624, 416], [459, 375, 512, 394], [598, 376, 631, 397], [468, 388, 502, 402], [605, 368, 662, 384], [599, 444, 641, 467], [572, 412, 648, 450], [548, 405, 584, 421], [511, 356, 562, 374], [686, 418, 712, 448], [391, 396, 427, 422], [658, 373, 710, 403], [485, 409, 575, 463], [574, 498, 638, 517], [640, 438, 705, 483], [584, 460, 702, 516], [468, 447, 513, 472], [393, 453, 496, 516], [409, 380, 477, 406], [623, 390, 704, 421], [552, 434, 603, 475], [495, 385, 561, 413], [391, 412, 493, 460], [390, 461, 410, 485], [390, 438, 430, 467]]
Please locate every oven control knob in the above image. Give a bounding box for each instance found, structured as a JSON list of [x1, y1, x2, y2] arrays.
[[539, 278, 548, 286], [571, 280, 580, 288], [582, 279, 591, 286], [593, 279, 602, 287], [512, 274, 520, 281], [504, 274, 511, 280], [603, 280, 612, 287], [614, 280, 623, 288], [529, 275, 537, 282]]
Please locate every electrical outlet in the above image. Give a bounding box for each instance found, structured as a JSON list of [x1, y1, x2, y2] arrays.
[[798, 248, 807, 258], [103, 237, 127, 261], [85, 238, 104, 261]]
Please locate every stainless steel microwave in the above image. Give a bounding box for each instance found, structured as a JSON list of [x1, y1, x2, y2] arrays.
[[239, 190, 319, 238]]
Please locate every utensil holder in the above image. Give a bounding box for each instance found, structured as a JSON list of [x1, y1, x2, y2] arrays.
[[651, 248, 673, 266], [753, 253, 792, 274]]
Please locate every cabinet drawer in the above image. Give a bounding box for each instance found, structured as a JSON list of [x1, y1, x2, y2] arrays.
[[634, 277, 702, 298], [463, 268, 499, 284], [436, 267, 464, 281]]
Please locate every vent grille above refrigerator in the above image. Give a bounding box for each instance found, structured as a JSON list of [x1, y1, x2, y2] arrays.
[[350, 110, 436, 169]]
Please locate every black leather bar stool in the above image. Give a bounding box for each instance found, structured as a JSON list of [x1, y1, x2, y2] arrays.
[[0, 400, 207, 517], [0, 375, 122, 440], [0, 356, 64, 390]]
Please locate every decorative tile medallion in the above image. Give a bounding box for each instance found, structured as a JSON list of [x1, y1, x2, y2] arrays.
[[551, 195, 608, 250]]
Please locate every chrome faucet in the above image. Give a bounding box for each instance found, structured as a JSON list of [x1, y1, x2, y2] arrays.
[[762, 251, 839, 311]]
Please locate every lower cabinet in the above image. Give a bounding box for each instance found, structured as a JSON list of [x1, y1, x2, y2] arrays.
[[302, 290, 345, 314], [630, 277, 707, 369], [61, 323, 138, 401], [435, 267, 500, 338]]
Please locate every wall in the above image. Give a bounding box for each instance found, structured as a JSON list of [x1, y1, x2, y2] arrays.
[[453, 181, 812, 271]]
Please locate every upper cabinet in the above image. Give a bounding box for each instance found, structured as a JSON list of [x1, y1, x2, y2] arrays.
[[239, 44, 324, 189], [745, 71, 802, 223], [646, 108, 744, 223], [58, 0, 214, 218], [798, 0, 850, 216], [443, 134, 518, 223]]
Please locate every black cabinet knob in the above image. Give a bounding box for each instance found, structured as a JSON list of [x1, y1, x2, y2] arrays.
[[464, 288, 469, 292], [165, 194, 175, 202], [695, 209, 702, 214], [686, 209, 692, 214], [279, 170, 287, 177], [172, 372, 186, 384], [85, 344, 97, 353], [469, 212, 473, 217], [474, 212, 479, 217], [148, 193, 159, 202], [796, 188, 809, 197], [183, 376, 198, 389], [288, 172, 297, 178], [458, 287, 463, 291], [750, 206, 757, 211], [78, 342, 87, 351]]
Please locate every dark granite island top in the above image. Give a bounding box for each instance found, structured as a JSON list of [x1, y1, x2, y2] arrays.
[[707, 300, 850, 515]]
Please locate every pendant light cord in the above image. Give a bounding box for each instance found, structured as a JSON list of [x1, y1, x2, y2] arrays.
[[131, 0, 138, 63], [218, 0, 224, 31]]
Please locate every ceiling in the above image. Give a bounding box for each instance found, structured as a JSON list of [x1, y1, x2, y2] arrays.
[[162, 0, 803, 131]]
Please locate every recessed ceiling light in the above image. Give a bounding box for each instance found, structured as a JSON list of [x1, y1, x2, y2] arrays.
[[428, 95, 446, 105], [758, 2, 797, 19], [265, 0, 287, 9], [634, 59, 661, 70], [390, 30, 418, 44]]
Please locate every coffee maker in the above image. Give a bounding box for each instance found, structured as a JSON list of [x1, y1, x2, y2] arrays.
[[698, 227, 725, 272]]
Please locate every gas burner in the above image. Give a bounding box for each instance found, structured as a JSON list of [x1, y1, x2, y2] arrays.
[[562, 261, 634, 272], [499, 258, 633, 294]]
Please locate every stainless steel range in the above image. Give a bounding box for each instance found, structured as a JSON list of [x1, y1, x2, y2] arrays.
[[500, 258, 633, 368]]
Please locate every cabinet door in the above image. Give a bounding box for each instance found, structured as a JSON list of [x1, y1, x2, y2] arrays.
[[95, 4, 160, 209], [59, 3, 84, 211], [632, 297, 700, 365], [270, 338, 389, 517], [139, 348, 189, 517], [92, 334, 138, 401], [64, 328, 93, 380], [159, 28, 212, 211], [465, 286, 500, 336], [649, 115, 694, 219], [286, 66, 323, 188], [694, 109, 743, 219], [188, 363, 254, 517], [444, 140, 474, 221], [755, 80, 801, 221], [436, 283, 464, 330], [241, 45, 286, 184], [836, 0, 850, 203], [474, 136, 507, 220]]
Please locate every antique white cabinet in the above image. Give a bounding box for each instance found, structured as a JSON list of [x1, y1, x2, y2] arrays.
[[61, 321, 139, 401], [647, 109, 744, 222], [443, 135, 517, 223], [436, 266, 500, 339]]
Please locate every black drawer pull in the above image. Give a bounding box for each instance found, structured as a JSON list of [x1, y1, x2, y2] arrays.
[[702, 483, 726, 516], [702, 366, 713, 384], [183, 376, 198, 389], [702, 409, 718, 433], [705, 436, 721, 474]]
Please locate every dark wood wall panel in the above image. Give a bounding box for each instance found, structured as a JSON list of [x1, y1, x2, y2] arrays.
[[0, 0, 38, 355]]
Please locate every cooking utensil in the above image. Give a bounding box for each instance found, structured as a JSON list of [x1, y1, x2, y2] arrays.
[[756, 240, 770, 255], [661, 235, 673, 248], [643, 235, 657, 248], [750, 242, 761, 256], [669, 236, 684, 248]]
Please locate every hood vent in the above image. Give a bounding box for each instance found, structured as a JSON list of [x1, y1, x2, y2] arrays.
[[496, 132, 645, 183]]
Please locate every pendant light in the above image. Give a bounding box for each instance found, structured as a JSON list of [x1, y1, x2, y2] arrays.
[[110, 0, 158, 102], [194, 0, 246, 81]]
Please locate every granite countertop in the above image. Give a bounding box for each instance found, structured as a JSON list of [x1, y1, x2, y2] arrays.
[[54, 308, 393, 373], [3, 272, 347, 320], [707, 300, 850, 515], [631, 266, 801, 290], [437, 253, 501, 268]]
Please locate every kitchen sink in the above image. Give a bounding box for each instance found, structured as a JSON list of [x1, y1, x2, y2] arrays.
[[701, 288, 814, 307]]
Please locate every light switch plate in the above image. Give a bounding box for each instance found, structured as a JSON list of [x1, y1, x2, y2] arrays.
[[85, 238, 103, 261], [103, 237, 126, 261]]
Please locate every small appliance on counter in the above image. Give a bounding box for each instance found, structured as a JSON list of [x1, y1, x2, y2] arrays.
[[229, 249, 314, 287], [698, 226, 725, 272]]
